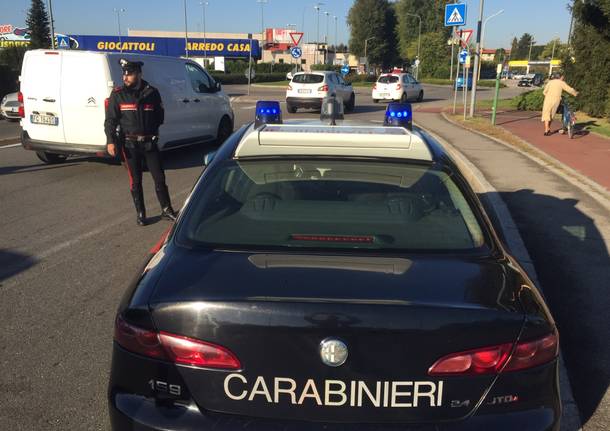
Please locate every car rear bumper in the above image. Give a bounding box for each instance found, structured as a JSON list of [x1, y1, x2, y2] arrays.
[[286, 97, 323, 109], [21, 130, 110, 156], [110, 392, 559, 431], [1, 109, 20, 119], [372, 91, 402, 101]]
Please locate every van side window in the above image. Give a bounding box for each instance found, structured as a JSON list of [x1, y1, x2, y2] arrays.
[[186, 63, 211, 93]]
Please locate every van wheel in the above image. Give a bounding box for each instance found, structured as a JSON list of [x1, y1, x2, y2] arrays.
[[216, 116, 233, 146], [36, 151, 68, 164], [417, 91, 424, 102]]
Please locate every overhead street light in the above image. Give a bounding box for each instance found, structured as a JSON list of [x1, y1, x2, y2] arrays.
[[314, 3, 324, 64], [113, 8, 126, 52], [478, 9, 504, 81]]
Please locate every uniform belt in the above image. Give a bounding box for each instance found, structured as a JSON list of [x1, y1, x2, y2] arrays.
[[125, 135, 155, 142]]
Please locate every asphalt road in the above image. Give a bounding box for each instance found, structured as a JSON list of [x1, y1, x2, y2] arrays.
[[0, 117, 21, 143], [0, 82, 550, 430]]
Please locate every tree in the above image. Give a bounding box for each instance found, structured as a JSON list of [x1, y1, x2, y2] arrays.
[[509, 37, 518, 59], [563, 0, 610, 118], [416, 32, 451, 78], [541, 38, 566, 60], [493, 48, 507, 64], [514, 33, 534, 60], [395, 0, 451, 60], [347, 0, 399, 68], [26, 0, 52, 49]]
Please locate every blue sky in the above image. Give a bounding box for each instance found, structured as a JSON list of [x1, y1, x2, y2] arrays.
[[4, 0, 572, 49]]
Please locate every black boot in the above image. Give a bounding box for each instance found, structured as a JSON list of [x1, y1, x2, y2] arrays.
[[131, 188, 147, 226], [156, 184, 177, 221]]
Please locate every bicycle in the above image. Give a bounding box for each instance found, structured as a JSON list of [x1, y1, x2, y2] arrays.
[[559, 97, 576, 139]]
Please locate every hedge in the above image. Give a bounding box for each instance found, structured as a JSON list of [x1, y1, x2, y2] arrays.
[[513, 89, 545, 111]]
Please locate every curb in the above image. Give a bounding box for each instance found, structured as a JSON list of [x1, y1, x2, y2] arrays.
[[415, 121, 583, 431], [441, 111, 610, 213]]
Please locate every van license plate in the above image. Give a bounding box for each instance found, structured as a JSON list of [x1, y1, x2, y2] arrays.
[[31, 114, 59, 126], [298, 89, 312, 94]]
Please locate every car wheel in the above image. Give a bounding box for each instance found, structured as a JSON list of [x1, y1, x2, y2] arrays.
[[216, 116, 233, 146], [417, 91, 424, 102], [400, 92, 408, 103], [345, 93, 355, 113], [372, 99, 379, 104], [287, 104, 297, 114], [36, 151, 68, 164]]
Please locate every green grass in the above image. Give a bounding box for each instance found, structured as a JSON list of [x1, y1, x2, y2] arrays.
[[474, 98, 517, 111], [418, 78, 505, 88], [252, 81, 289, 87], [349, 81, 375, 87]]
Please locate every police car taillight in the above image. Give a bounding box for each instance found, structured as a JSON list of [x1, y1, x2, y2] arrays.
[[114, 314, 241, 369], [428, 331, 558, 376], [255, 101, 282, 128], [17, 91, 24, 118], [384, 102, 412, 130]]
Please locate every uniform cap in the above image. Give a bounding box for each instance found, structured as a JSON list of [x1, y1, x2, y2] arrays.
[[119, 58, 144, 73]]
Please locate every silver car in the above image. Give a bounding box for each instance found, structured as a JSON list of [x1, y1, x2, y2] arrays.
[[1, 92, 20, 121]]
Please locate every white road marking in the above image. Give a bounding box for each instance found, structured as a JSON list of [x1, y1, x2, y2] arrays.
[[0, 143, 21, 149]]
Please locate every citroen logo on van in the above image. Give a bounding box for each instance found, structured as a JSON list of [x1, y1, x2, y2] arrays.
[[319, 338, 348, 367], [87, 97, 96, 105]]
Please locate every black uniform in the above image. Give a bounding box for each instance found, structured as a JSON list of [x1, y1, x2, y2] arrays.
[[104, 60, 176, 225]]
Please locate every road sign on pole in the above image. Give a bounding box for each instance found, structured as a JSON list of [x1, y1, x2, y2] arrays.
[[289, 32, 304, 46], [290, 47, 302, 59], [341, 64, 350, 75], [458, 29, 473, 47], [445, 3, 467, 27], [57, 35, 70, 49], [458, 49, 468, 64]]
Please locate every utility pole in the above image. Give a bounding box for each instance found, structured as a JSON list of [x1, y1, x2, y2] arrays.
[[183, 0, 189, 57], [549, 38, 557, 77], [468, 0, 484, 117], [200, 1, 208, 63], [334, 15, 337, 52], [113, 8, 126, 52], [47, 0, 56, 49], [527, 38, 534, 73], [364, 36, 374, 75], [257, 0, 268, 38]]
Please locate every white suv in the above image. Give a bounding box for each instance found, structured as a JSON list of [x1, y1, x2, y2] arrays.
[[372, 73, 424, 103], [286, 71, 355, 113]]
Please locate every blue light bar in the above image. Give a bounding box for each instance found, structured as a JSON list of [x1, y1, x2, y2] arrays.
[[384, 102, 412, 130], [255, 100, 282, 128]]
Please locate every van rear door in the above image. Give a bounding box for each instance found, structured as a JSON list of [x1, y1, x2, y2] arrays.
[[21, 50, 66, 144], [61, 52, 113, 150]]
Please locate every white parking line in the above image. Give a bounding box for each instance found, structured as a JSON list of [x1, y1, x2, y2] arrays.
[[0, 143, 21, 149]]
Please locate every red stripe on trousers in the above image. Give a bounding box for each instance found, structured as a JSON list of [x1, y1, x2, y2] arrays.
[[121, 148, 134, 190]]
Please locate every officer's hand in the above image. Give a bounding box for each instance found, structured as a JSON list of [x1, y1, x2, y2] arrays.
[[107, 143, 116, 157]]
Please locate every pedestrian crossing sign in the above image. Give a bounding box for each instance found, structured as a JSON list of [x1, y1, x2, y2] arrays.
[[57, 35, 70, 49], [445, 3, 467, 27]]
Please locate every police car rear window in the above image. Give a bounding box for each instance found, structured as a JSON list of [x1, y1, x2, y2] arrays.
[[378, 75, 399, 84], [292, 74, 325, 84], [179, 160, 486, 251]]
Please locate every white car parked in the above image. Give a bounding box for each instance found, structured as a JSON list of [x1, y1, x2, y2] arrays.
[[1, 92, 20, 121], [286, 71, 355, 113], [372, 73, 424, 103], [19, 49, 234, 164]]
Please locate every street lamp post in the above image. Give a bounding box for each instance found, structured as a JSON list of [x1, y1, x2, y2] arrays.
[[113, 8, 126, 52], [364, 36, 375, 74], [549, 38, 558, 77], [257, 0, 268, 38], [324, 11, 330, 64], [183, 0, 189, 57], [47, 0, 56, 49], [200, 1, 208, 63], [468, 0, 485, 118], [478, 9, 504, 83], [404, 13, 421, 79], [527, 38, 535, 73], [334, 15, 337, 52], [314, 3, 324, 64]]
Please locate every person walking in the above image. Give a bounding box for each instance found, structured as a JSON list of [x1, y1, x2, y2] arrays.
[[104, 59, 177, 226], [542, 72, 578, 136]]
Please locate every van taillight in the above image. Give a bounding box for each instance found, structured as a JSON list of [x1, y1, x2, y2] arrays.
[[17, 91, 24, 118], [428, 331, 559, 376], [104, 98, 110, 111], [114, 314, 241, 369]]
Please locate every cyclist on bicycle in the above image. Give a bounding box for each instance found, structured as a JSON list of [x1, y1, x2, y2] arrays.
[[542, 71, 578, 136]]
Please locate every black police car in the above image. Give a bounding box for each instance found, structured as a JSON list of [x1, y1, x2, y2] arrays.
[[108, 102, 560, 430]]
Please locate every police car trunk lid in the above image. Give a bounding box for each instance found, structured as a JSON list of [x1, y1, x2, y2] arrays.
[[149, 249, 524, 423]]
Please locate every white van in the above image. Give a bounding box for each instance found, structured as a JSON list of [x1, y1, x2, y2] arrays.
[[19, 50, 234, 163]]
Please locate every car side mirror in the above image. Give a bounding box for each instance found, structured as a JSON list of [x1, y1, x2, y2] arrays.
[[214, 82, 222, 92], [204, 150, 217, 167], [198, 83, 210, 93]]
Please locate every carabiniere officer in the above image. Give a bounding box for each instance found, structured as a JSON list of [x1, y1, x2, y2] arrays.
[[104, 58, 177, 226]]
